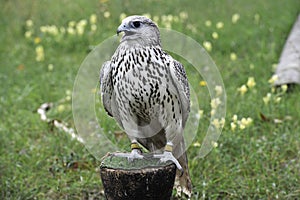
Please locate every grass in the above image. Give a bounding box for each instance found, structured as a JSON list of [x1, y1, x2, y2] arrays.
[[1, 0, 300, 199]]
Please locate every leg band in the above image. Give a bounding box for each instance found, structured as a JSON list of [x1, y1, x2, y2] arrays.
[[164, 144, 173, 152], [131, 143, 141, 150]]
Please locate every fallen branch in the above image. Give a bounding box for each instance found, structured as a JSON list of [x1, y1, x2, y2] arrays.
[[37, 102, 84, 143]]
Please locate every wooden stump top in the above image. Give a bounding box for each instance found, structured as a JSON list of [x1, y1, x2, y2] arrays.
[[100, 153, 176, 200]]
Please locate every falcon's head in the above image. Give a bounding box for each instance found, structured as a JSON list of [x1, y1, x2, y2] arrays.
[[117, 15, 161, 46]]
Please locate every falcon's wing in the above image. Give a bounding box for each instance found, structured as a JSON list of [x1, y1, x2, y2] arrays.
[[167, 58, 192, 198], [99, 61, 113, 117], [168, 58, 190, 128]]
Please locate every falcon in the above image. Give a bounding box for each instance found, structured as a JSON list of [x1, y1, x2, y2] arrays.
[[100, 15, 192, 197]]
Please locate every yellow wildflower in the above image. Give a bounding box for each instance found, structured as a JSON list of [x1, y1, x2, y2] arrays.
[[247, 77, 256, 89], [65, 96, 71, 101], [199, 81, 207, 86], [65, 90, 72, 101], [211, 109, 216, 116], [212, 32, 219, 39], [76, 20, 87, 35], [205, 20, 212, 27], [232, 114, 238, 122], [214, 85, 223, 96], [239, 123, 246, 130], [263, 93, 272, 105], [240, 117, 253, 127], [193, 141, 201, 147], [35, 45, 45, 62], [196, 109, 204, 119], [67, 27, 75, 35], [161, 15, 168, 23], [230, 52, 237, 61], [48, 25, 59, 35], [90, 14, 97, 24], [76, 26, 84, 35], [104, 11, 111, 18], [48, 64, 54, 71], [237, 84, 247, 95], [119, 13, 127, 22], [212, 118, 221, 129], [26, 19, 33, 27], [220, 118, 226, 127], [231, 122, 237, 131], [40, 26, 47, 33], [275, 97, 281, 103], [199, 109, 204, 115], [212, 141, 218, 148], [216, 22, 224, 29], [57, 105, 65, 112], [179, 12, 188, 20], [281, 84, 288, 93], [232, 13, 240, 24], [232, 116, 253, 131], [65, 90, 72, 96], [143, 13, 152, 20], [187, 24, 197, 33], [268, 75, 278, 84], [68, 21, 76, 27], [153, 16, 159, 23], [34, 37, 41, 44], [272, 63, 278, 71], [210, 98, 221, 109], [25, 31, 32, 38], [271, 87, 276, 93], [247, 117, 253, 125], [203, 41, 212, 52], [78, 19, 87, 26]]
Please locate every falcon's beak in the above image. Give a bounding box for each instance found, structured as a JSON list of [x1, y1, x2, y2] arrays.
[[117, 23, 129, 35]]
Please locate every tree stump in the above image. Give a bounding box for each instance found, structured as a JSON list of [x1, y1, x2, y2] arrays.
[[100, 153, 176, 200]]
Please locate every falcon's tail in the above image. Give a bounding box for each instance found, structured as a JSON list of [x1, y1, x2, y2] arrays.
[[172, 133, 192, 198], [175, 152, 192, 198]]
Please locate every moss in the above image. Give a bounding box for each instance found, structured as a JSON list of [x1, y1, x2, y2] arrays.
[[101, 153, 173, 170]]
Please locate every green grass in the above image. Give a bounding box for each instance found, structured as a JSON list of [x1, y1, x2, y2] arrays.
[[1, 0, 300, 199]]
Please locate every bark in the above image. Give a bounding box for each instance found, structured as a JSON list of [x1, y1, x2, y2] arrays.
[[100, 153, 176, 200]]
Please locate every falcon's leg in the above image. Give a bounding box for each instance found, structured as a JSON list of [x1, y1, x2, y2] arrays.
[[154, 113, 184, 172], [128, 140, 144, 161], [112, 139, 144, 161], [154, 142, 183, 173]]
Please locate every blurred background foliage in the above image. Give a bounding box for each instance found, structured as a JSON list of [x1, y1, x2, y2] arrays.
[[1, 0, 300, 199]]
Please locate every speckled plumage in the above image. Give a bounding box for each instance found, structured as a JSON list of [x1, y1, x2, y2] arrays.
[[100, 15, 191, 197]]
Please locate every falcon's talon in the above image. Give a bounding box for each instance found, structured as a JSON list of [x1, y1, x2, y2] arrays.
[[112, 149, 144, 162], [128, 149, 144, 162], [154, 151, 183, 171]]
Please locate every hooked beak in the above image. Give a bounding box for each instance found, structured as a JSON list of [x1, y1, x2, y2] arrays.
[[117, 23, 129, 35]]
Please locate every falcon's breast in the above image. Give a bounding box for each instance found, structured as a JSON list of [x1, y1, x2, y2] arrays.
[[110, 45, 178, 123]]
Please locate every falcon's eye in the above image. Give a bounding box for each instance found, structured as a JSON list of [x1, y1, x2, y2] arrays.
[[132, 21, 141, 28]]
